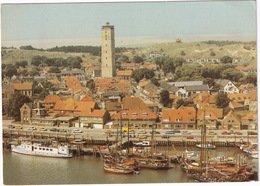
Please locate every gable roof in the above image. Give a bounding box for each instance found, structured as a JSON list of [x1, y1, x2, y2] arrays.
[[44, 95, 62, 103], [162, 107, 196, 123], [122, 97, 150, 110], [241, 112, 257, 120], [80, 109, 107, 117], [185, 85, 209, 92], [228, 93, 247, 103], [54, 98, 97, 112], [116, 70, 132, 76], [13, 83, 32, 90], [197, 108, 223, 120], [222, 110, 241, 123]]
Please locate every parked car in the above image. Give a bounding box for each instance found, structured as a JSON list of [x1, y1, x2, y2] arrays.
[[49, 128, 59, 132], [7, 125, 15, 129], [234, 131, 242, 135], [59, 129, 67, 133], [138, 130, 147, 134], [221, 131, 230, 135], [186, 135, 194, 139], [165, 131, 175, 134], [171, 129, 181, 133], [38, 128, 47, 131], [139, 135, 147, 139], [27, 127, 37, 130], [15, 125, 23, 129], [182, 131, 191, 135], [72, 129, 83, 133], [150, 131, 161, 134], [161, 135, 171, 139], [248, 131, 257, 135], [208, 131, 217, 135], [105, 130, 113, 134]]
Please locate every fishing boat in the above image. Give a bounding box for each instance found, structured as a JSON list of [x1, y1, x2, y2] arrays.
[[11, 141, 72, 158], [103, 155, 139, 174], [196, 144, 216, 149], [136, 157, 171, 169]]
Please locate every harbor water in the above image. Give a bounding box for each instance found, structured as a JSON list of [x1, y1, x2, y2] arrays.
[[3, 146, 258, 185]]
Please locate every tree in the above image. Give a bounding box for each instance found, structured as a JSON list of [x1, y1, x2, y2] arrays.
[[29, 67, 40, 76], [48, 66, 61, 73], [119, 55, 129, 62], [86, 79, 95, 92], [131, 68, 155, 83], [5, 65, 18, 78], [175, 99, 185, 109], [31, 55, 46, 66], [210, 51, 216, 56], [180, 51, 186, 56], [220, 56, 233, 64], [160, 90, 172, 107], [67, 56, 83, 69], [242, 73, 257, 86], [6, 92, 32, 121], [151, 78, 160, 86], [221, 68, 244, 82], [216, 93, 230, 108], [133, 56, 144, 63]]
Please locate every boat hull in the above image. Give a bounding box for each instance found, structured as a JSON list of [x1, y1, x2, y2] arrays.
[[11, 145, 73, 158]]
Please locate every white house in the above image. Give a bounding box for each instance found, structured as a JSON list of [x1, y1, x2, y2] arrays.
[[214, 79, 239, 94]]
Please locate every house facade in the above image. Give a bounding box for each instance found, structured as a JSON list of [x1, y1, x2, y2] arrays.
[[220, 110, 241, 130], [161, 107, 196, 130], [112, 110, 158, 129]]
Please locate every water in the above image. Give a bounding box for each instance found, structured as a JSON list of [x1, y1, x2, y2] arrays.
[[3, 147, 258, 185]]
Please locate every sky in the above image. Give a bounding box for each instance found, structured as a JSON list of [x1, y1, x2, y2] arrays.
[[1, 0, 257, 47]]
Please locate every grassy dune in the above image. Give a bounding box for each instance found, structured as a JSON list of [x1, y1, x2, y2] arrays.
[[2, 41, 256, 68]]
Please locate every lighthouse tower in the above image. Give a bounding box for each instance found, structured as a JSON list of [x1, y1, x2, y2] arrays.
[[101, 21, 116, 78]]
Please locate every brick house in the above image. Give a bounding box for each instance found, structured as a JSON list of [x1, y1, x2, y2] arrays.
[[197, 108, 223, 129], [241, 112, 257, 130], [161, 107, 196, 130], [78, 109, 111, 129], [13, 83, 33, 97], [112, 110, 158, 129], [220, 110, 241, 130]]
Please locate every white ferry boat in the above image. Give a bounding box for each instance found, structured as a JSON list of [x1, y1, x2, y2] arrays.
[[11, 142, 73, 158]]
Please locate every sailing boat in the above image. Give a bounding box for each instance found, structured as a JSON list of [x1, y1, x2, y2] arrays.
[[134, 127, 172, 169], [102, 115, 139, 174]]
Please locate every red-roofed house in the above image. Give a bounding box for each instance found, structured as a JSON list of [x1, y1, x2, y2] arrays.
[[53, 98, 99, 117], [43, 95, 62, 110], [112, 110, 158, 129], [161, 107, 196, 129], [78, 109, 111, 129], [116, 70, 132, 80], [197, 108, 223, 129], [13, 83, 33, 97], [241, 112, 257, 130], [220, 110, 241, 130]]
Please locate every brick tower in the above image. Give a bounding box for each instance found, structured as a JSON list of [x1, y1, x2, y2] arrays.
[[101, 21, 116, 78]]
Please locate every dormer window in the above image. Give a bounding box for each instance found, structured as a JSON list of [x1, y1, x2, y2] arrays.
[[132, 113, 137, 116], [142, 113, 148, 116], [122, 113, 127, 116]]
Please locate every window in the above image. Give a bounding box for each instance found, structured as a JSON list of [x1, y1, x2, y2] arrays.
[[50, 149, 53, 151], [132, 113, 137, 116], [142, 113, 148, 116], [176, 125, 181, 128], [122, 113, 127, 116], [176, 119, 181, 122], [188, 125, 193, 128]]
